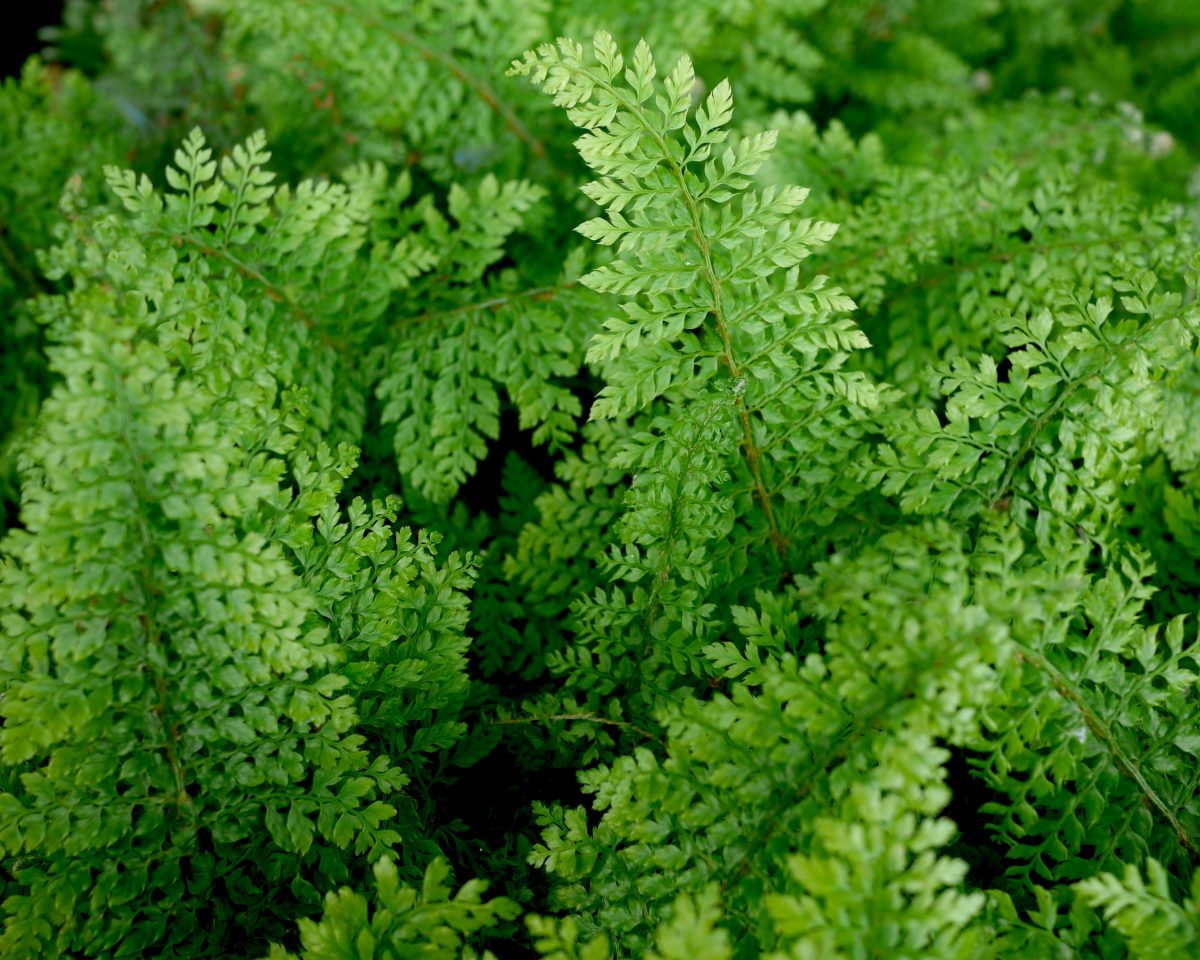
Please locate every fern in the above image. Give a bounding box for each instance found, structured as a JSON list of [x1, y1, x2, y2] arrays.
[[0, 250, 402, 957], [370, 173, 589, 501], [882, 260, 1200, 541], [63, 127, 587, 506], [263, 857, 520, 960], [216, 0, 550, 179], [510, 31, 881, 574], [971, 539, 1200, 889], [1077, 860, 1200, 959], [4, 6, 1200, 959], [526, 523, 1004, 956]]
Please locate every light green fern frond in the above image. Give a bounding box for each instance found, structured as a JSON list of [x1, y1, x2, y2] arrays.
[[1077, 860, 1200, 960], [510, 32, 882, 570]]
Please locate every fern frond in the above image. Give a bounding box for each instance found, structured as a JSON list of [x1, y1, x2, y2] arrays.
[[1077, 860, 1200, 960], [0, 271, 402, 958], [882, 263, 1200, 540], [510, 32, 881, 567], [263, 857, 520, 960], [219, 0, 549, 178]]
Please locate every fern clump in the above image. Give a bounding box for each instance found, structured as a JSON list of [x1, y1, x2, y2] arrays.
[[3, 4, 1200, 958], [0, 232, 402, 957]]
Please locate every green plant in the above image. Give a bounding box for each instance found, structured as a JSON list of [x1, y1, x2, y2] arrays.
[[3, 4, 1200, 958]]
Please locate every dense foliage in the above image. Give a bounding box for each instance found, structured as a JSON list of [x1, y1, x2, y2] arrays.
[[3, 1, 1200, 956]]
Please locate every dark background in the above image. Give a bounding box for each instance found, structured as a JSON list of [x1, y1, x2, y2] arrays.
[[3, 3, 66, 78]]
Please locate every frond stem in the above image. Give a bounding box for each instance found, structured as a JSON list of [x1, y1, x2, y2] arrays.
[[1015, 645, 1200, 860], [603, 84, 788, 565]]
